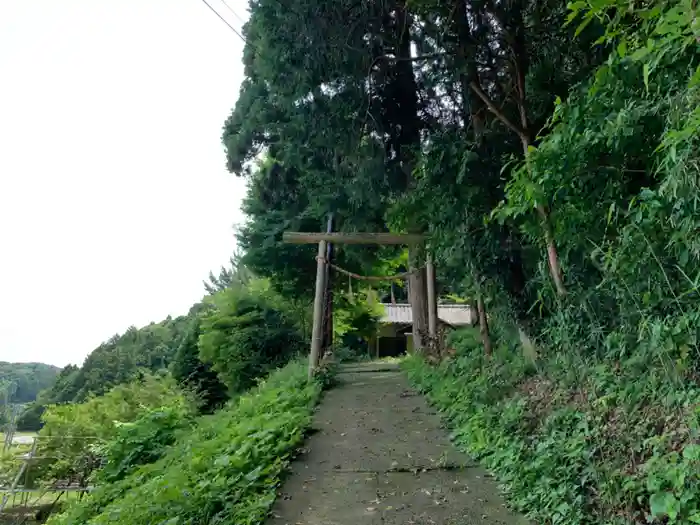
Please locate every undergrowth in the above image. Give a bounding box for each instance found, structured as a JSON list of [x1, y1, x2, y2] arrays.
[[404, 329, 700, 525], [48, 360, 324, 525]]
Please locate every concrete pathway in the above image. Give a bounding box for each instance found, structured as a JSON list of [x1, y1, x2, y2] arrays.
[[269, 362, 528, 525]]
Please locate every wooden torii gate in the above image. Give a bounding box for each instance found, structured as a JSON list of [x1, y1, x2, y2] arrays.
[[283, 231, 437, 377]]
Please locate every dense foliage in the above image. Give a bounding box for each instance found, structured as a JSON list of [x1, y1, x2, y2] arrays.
[[48, 361, 323, 525], [405, 327, 700, 524], [0, 361, 59, 404], [199, 279, 305, 393], [222, 0, 700, 354], [223, 0, 607, 319], [28, 375, 191, 487], [96, 404, 193, 485]]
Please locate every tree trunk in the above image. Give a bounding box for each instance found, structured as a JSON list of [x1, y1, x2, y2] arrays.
[[472, 268, 493, 356], [522, 133, 566, 296], [408, 246, 429, 352], [511, 3, 566, 297], [536, 204, 566, 296], [471, 264, 492, 356], [476, 294, 492, 356], [454, 0, 486, 143], [391, 0, 429, 351], [466, 0, 567, 297]]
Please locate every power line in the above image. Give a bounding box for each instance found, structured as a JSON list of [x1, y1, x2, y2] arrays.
[[200, 0, 246, 43], [220, 0, 247, 25]]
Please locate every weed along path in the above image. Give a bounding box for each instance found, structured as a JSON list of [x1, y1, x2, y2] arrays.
[[269, 362, 527, 525]]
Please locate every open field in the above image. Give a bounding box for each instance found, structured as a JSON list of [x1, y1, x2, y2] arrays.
[[1, 490, 83, 523], [0, 433, 36, 446]]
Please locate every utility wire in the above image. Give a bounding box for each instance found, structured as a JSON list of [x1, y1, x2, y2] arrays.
[[200, 0, 247, 43], [220, 0, 247, 25]]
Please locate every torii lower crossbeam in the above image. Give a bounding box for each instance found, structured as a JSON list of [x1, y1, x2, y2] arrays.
[[283, 232, 425, 245]]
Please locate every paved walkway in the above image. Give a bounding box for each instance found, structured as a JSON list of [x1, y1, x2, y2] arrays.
[[269, 362, 527, 525]]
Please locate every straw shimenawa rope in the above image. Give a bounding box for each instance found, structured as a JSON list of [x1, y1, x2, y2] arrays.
[[315, 256, 425, 281]]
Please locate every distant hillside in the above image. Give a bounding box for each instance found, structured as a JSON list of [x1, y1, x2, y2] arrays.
[[0, 361, 60, 403], [41, 305, 212, 407], [13, 305, 210, 432]]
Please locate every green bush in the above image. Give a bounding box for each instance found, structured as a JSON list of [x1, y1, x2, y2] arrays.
[[404, 328, 700, 525], [49, 360, 322, 525], [199, 284, 304, 393], [31, 375, 190, 487], [97, 404, 192, 484]]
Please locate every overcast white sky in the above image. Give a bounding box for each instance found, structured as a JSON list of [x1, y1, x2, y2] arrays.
[[0, 0, 249, 367]]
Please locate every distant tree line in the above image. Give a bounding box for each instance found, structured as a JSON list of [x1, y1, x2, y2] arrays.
[[0, 361, 59, 405]]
